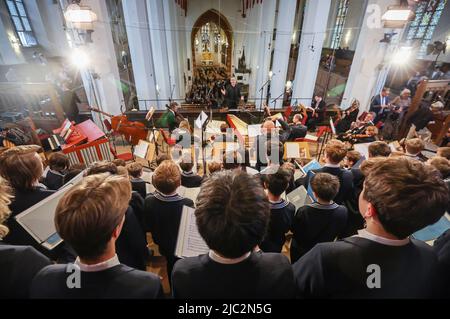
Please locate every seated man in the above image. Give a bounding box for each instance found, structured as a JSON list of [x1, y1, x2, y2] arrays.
[[126, 162, 147, 200], [179, 154, 203, 188], [302, 140, 353, 205], [291, 173, 348, 263], [172, 170, 295, 299], [260, 168, 295, 253], [405, 138, 428, 162], [30, 173, 163, 299], [144, 160, 194, 282], [282, 114, 308, 141], [293, 157, 449, 298]]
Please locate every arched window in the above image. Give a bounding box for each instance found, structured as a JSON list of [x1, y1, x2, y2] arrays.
[[5, 0, 37, 47], [406, 0, 447, 58], [330, 0, 349, 49]]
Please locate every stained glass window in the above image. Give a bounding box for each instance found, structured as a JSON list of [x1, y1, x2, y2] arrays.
[[330, 0, 349, 49], [406, 0, 447, 58], [5, 0, 37, 47]]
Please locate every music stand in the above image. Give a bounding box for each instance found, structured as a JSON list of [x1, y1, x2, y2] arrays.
[[317, 126, 333, 161]]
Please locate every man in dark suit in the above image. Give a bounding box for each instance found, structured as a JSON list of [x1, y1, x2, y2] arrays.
[[30, 173, 163, 299], [369, 87, 391, 123], [307, 94, 327, 130], [293, 157, 449, 298], [221, 77, 243, 108], [172, 170, 295, 299]]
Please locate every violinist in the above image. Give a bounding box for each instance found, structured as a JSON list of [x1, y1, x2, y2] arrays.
[[306, 94, 327, 131], [352, 125, 378, 144], [286, 114, 308, 141], [335, 100, 360, 134], [161, 102, 184, 132]]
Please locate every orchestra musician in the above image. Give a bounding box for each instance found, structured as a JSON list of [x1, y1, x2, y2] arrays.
[[221, 77, 244, 109], [335, 100, 360, 134], [306, 94, 327, 130], [161, 102, 184, 132]]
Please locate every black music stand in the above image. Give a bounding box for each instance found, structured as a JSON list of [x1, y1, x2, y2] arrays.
[[317, 125, 333, 161]]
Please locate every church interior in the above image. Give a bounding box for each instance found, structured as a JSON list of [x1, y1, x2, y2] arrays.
[[0, 0, 450, 302]]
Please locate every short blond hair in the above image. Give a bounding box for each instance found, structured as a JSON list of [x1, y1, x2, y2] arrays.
[[152, 160, 181, 194], [0, 145, 43, 190], [0, 177, 12, 239], [55, 173, 131, 259], [325, 139, 347, 164], [406, 138, 424, 155]]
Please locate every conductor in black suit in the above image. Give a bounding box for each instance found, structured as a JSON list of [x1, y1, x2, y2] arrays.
[[30, 173, 163, 299], [221, 77, 243, 108]]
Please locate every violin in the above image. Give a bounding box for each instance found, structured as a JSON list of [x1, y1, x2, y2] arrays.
[[89, 107, 148, 146]]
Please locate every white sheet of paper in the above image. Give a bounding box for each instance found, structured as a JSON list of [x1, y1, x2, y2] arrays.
[[304, 134, 318, 141], [287, 186, 312, 211], [195, 111, 209, 129], [247, 125, 262, 138], [286, 143, 301, 158], [246, 166, 259, 175], [353, 143, 371, 160], [175, 206, 209, 258], [134, 142, 149, 159]]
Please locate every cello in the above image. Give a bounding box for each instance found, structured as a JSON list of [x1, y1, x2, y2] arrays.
[[89, 108, 148, 146]]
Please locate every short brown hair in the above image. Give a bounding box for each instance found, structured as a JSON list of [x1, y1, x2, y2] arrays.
[[195, 170, 270, 258], [152, 160, 181, 194], [55, 173, 131, 259], [346, 150, 362, 165], [156, 154, 171, 166], [428, 157, 450, 178], [311, 173, 340, 202], [368, 141, 391, 158], [179, 153, 194, 172], [362, 157, 449, 239], [222, 151, 243, 170], [0, 177, 12, 239], [126, 162, 143, 178], [0, 145, 43, 190], [207, 161, 222, 175], [437, 147, 450, 160], [325, 140, 347, 164], [405, 138, 424, 155], [86, 161, 118, 176], [112, 159, 127, 167], [220, 123, 229, 133], [48, 152, 69, 171], [265, 168, 291, 196]]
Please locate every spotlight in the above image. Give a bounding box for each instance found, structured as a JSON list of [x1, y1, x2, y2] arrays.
[[391, 46, 412, 65], [70, 48, 90, 68]]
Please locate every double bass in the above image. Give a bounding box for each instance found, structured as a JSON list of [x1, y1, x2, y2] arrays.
[[90, 107, 148, 146]]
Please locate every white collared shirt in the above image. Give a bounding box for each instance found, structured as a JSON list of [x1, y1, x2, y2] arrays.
[[324, 163, 341, 168], [356, 229, 410, 247], [209, 250, 251, 265], [75, 254, 120, 272]]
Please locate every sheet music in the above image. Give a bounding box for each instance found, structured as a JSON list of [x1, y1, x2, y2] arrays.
[[304, 134, 318, 142], [353, 143, 371, 160], [15, 183, 76, 249], [294, 169, 304, 180], [195, 111, 209, 129], [175, 206, 209, 258], [247, 124, 262, 138], [287, 186, 312, 211], [134, 141, 149, 159], [246, 166, 259, 176], [286, 143, 300, 158], [301, 159, 322, 175]]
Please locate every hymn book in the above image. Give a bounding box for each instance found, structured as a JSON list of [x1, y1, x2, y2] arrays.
[[175, 206, 209, 258]]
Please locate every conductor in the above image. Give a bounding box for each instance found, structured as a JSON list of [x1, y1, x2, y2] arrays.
[[221, 77, 244, 108]]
